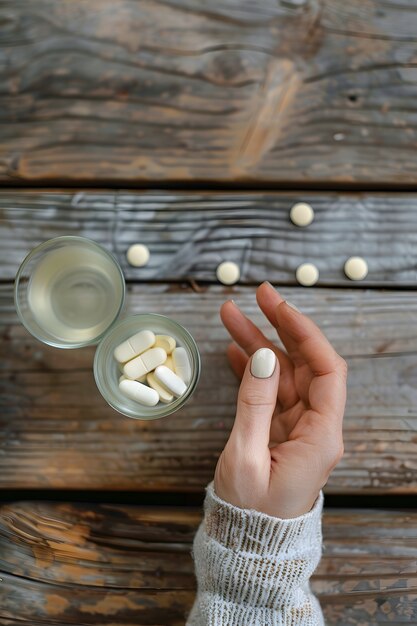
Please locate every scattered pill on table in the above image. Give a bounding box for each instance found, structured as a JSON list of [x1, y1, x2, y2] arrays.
[[155, 365, 187, 398], [126, 244, 150, 267], [147, 372, 174, 404], [290, 202, 314, 227], [296, 263, 319, 286], [344, 256, 368, 281], [172, 347, 192, 384], [119, 379, 159, 406], [154, 334, 176, 354], [114, 329, 156, 363], [123, 347, 167, 380], [216, 261, 240, 285]]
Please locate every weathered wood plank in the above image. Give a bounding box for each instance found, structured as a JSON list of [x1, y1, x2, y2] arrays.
[[2, 1, 417, 183], [1, 502, 416, 624], [3, 190, 417, 286], [2, 283, 417, 493]]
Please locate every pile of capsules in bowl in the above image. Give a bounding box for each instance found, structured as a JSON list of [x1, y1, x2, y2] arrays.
[[114, 330, 191, 407]]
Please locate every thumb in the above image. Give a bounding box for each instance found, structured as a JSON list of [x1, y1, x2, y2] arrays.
[[229, 348, 279, 455]]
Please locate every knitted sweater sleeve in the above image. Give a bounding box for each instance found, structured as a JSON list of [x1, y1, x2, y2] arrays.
[[186, 482, 325, 626]]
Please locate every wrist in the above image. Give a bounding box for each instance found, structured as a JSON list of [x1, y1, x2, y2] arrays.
[[261, 491, 322, 519], [214, 465, 321, 520]]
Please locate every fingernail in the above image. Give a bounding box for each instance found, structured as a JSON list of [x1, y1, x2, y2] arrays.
[[264, 281, 275, 289], [250, 348, 276, 378], [285, 300, 300, 313]]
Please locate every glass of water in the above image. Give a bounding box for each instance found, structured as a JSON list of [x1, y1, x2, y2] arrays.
[[14, 236, 125, 348]]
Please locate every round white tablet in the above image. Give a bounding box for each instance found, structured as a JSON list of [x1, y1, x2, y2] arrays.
[[290, 202, 314, 227], [126, 244, 150, 267], [344, 256, 368, 281], [296, 263, 319, 286], [216, 261, 240, 285]]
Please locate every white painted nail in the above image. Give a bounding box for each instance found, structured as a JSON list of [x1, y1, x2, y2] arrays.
[[285, 301, 300, 313], [250, 348, 276, 379]]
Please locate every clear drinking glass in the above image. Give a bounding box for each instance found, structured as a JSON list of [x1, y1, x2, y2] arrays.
[[14, 236, 125, 349]]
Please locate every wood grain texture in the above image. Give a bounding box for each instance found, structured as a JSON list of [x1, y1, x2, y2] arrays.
[[2, 1, 417, 183], [3, 190, 417, 286], [1, 501, 416, 624], [2, 283, 417, 493]]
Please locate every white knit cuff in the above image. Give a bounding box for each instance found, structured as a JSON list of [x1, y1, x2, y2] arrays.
[[188, 484, 325, 624], [203, 482, 324, 557]]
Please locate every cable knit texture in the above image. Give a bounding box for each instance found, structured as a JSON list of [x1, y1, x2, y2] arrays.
[[186, 482, 325, 626]]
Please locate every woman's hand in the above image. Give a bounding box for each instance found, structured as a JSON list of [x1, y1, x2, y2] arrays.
[[214, 282, 347, 519]]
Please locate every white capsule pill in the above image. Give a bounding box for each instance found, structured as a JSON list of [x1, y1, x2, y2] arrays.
[[344, 256, 368, 281], [295, 263, 319, 287], [216, 261, 240, 285], [147, 372, 174, 404], [172, 347, 192, 384], [119, 379, 159, 406], [126, 244, 150, 267], [123, 347, 167, 380], [119, 370, 145, 383], [290, 202, 314, 227], [114, 330, 156, 363], [154, 334, 176, 354], [155, 365, 187, 398]]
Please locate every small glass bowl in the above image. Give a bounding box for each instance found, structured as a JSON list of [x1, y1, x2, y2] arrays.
[[94, 313, 201, 420], [14, 236, 125, 349]]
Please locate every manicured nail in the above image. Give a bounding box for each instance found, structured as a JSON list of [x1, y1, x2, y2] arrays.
[[285, 300, 300, 313], [250, 348, 276, 378]]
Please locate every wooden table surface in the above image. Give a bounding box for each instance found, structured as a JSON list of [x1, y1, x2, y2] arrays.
[[1, 2, 417, 624]]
